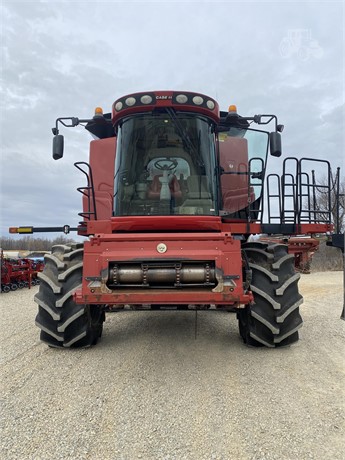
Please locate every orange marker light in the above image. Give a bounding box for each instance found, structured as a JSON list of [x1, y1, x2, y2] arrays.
[[228, 104, 237, 113], [94, 107, 103, 115], [9, 226, 33, 234]]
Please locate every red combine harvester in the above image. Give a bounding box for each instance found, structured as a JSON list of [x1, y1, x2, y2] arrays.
[[10, 91, 334, 348]]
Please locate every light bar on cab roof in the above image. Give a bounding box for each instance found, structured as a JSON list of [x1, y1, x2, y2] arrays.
[[112, 91, 217, 114]]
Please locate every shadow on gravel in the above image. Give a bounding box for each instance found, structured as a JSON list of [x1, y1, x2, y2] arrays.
[[100, 310, 242, 349]]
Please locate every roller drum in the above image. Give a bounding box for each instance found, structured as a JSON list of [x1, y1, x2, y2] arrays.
[[109, 262, 215, 287]]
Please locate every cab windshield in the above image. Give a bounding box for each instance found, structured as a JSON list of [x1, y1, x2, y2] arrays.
[[114, 111, 217, 216]]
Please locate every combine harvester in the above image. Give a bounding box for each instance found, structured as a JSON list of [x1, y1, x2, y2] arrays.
[[10, 90, 337, 347]]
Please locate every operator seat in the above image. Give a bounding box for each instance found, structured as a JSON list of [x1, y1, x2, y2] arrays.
[[147, 174, 182, 200]]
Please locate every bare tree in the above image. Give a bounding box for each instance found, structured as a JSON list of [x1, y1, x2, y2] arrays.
[[0, 236, 76, 251]]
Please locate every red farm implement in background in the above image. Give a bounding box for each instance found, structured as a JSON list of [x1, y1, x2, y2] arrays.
[[258, 236, 320, 274], [1, 253, 44, 293], [10, 90, 338, 348]]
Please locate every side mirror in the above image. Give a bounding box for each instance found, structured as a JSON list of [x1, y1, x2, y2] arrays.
[[52, 134, 64, 160], [269, 132, 282, 157]]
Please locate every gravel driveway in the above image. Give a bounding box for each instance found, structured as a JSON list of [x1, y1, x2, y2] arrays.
[[1, 271, 344, 460]]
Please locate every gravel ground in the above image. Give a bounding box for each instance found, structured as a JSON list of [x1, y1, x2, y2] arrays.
[[1, 271, 344, 460]]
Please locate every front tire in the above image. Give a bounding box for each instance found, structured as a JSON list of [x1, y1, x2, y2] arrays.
[[35, 243, 105, 348], [238, 242, 303, 348]]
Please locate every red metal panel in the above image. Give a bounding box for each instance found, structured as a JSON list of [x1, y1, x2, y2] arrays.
[[83, 138, 116, 220], [85, 219, 333, 238], [76, 232, 253, 306], [219, 136, 255, 213]]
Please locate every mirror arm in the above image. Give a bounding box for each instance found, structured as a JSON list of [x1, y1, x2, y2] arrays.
[[240, 114, 279, 131], [51, 117, 83, 135], [51, 115, 112, 135]]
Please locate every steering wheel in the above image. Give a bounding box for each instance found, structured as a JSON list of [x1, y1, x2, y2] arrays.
[[154, 159, 177, 171]]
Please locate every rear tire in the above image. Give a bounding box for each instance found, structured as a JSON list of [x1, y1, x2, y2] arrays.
[[238, 242, 303, 348], [35, 243, 105, 348]]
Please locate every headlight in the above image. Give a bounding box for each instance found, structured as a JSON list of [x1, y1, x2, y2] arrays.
[[125, 97, 136, 107], [192, 96, 204, 105], [176, 94, 188, 103], [115, 102, 123, 111], [207, 100, 215, 110], [140, 95, 153, 104]]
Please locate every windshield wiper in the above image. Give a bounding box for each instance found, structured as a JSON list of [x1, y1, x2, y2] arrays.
[[165, 108, 199, 157]]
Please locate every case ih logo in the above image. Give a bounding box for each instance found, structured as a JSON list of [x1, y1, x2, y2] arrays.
[[156, 95, 172, 100]]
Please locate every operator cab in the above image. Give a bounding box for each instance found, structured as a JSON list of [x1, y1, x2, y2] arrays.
[[81, 92, 278, 222], [113, 109, 270, 220]]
